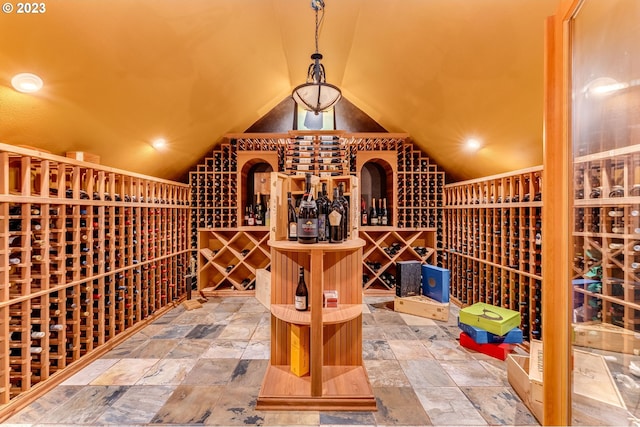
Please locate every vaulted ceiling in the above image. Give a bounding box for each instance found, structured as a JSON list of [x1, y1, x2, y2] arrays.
[[0, 0, 559, 183]]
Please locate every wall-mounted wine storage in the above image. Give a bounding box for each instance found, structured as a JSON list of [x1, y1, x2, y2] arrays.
[[0, 143, 190, 413], [190, 132, 446, 295], [444, 166, 543, 341]]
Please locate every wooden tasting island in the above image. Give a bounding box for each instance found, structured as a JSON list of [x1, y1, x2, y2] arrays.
[[256, 238, 376, 411]]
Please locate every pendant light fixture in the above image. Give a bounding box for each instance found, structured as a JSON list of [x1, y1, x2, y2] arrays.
[[291, 0, 342, 115]]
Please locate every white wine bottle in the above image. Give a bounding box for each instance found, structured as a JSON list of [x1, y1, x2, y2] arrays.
[[295, 266, 308, 311]]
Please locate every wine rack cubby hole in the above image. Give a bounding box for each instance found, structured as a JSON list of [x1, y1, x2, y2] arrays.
[[444, 166, 543, 342], [190, 132, 445, 294], [0, 143, 190, 413]]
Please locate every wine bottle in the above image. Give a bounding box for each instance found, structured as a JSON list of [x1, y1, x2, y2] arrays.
[[247, 205, 255, 226], [338, 183, 349, 239], [297, 173, 318, 244], [295, 266, 308, 311], [316, 184, 329, 242], [329, 187, 344, 243], [380, 198, 388, 226], [287, 192, 298, 241], [254, 193, 264, 226], [361, 198, 368, 226], [369, 198, 378, 226]]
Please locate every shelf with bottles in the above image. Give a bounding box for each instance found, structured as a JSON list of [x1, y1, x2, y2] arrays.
[[444, 166, 543, 341], [571, 146, 640, 332], [197, 228, 270, 294], [258, 237, 375, 411], [284, 133, 348, 177], [0, 143, 191, 410]]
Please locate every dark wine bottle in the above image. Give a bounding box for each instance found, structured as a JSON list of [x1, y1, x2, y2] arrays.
[[361, 197, 368, 226], [369, 197, 378, 226], [297, 173, 318, 244], [295, 266, 308, 311], [338, 183, 349, 239], [287, 192, 298, 241], [380, 198, 388, 226], [316, 183, 329, 242], [329, 187, 344, 243]]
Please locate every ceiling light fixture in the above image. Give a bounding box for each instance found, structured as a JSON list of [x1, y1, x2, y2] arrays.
[[465, 138, 481, 151], [11, 73, 43, 93], [291, 0, 341, 115], [151, 138, 167, 150]]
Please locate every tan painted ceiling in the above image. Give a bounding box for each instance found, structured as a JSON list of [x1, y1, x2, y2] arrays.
[[0, 0, 559, 182]]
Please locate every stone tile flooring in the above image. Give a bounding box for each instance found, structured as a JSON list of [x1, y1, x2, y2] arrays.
[[6, 296, 540, 426]]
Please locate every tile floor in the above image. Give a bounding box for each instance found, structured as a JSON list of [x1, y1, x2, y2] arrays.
[[6, 296, 539, 426]]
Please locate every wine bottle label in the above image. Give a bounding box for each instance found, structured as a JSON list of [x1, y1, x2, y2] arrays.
[[289, 222, 298, 237], [317, 214, 327, 240], [298, 218, 318, 238], [381, 215, 388, 226], [294, 295, 307, 310], [370, 216, 379, 226], [328, 210, 342, 226]]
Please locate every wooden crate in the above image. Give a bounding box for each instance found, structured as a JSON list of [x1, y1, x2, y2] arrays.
[[573, 321, 640, 354], [393, 296, 449, 321]]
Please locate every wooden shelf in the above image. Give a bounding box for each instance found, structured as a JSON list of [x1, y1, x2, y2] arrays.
[[258, 174, 374, 412], [256, 365, 376, 411], [271, 304, 362, 325], [444, 166, 543, 341], [0, 143, 190, 413], [189, 133, 446, 293]]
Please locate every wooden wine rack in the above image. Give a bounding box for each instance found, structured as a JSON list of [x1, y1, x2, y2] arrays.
[[444, 166, 543, 341], [0, 143, 190, 413], [572, 145, 640, 331], [191, 132, 445, 294]]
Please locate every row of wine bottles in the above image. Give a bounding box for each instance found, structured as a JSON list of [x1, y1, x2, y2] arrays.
[[243, 192, 270, 227], [360, 197, 390, 226], [287, 174, 350, 244]]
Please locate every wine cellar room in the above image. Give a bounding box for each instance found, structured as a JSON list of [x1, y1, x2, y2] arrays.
[[1, 0, 639, 425]]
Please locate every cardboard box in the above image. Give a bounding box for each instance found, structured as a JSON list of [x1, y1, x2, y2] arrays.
[[459, 332, 515, 360], [573, 321, 639, 354], [421, 264, 450, 303], [290, 324, 309, 377], [459, 302, 520, 336], [65, 151, 101, 164], [394, 295, 449, 321], [323, 290, 338, 308], [458, 319, 523, 344], [396, 261, 422, 297]]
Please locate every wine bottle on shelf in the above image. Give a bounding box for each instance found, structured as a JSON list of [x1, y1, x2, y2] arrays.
[[287, 192, 298, 241], [369, 198, 379, 226], [380, 198, 388, 226], [247, 205, 255, 226], [361, 198, 368, 226], [329, 187, 344, 243], [254, 193, 264, 226], [297, 173, 318, 244], [338, 183, 349, 239], [295, 266, 308, 311], [316, 184, 329, 242]]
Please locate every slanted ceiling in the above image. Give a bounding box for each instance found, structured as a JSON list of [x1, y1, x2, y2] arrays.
[[0, 0, 558, 183]]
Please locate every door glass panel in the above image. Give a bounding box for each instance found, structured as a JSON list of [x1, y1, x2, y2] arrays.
[[570, 1, 640, 424]]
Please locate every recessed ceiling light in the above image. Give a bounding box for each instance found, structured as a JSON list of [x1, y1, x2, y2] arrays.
[[151, 138, 167, 150], [465, 138, 481, 151], [11, 73, 43, 93]]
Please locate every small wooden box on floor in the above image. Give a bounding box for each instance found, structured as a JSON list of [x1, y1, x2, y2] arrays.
[[394, 295, 449, 321], [507, 340, 628, 425]]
